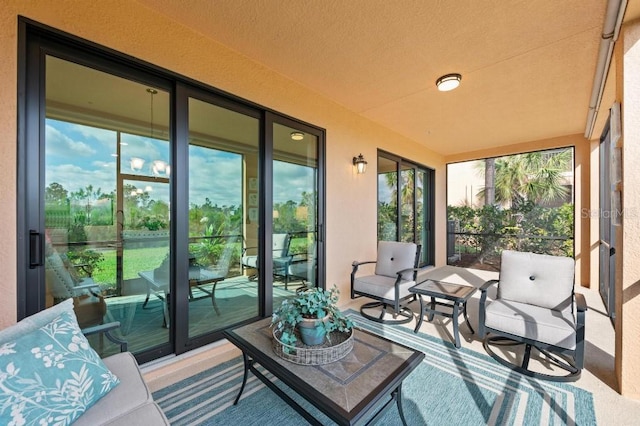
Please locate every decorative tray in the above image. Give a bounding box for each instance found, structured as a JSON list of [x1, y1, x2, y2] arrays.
[[272, 327, 354, 365]]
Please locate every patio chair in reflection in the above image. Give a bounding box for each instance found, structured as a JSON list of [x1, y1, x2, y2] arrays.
[[141, 238, 238, 326], [287, 241, 317, 292], [190, 237, 238, 314], [241, 233, 293, 288], [45, 245, 127, 351]]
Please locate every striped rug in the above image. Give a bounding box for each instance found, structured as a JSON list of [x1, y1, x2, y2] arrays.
[[153, 311, 596, 425]]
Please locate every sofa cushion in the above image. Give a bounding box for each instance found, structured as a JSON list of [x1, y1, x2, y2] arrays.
[[102, 401, 169, 425], [0, 298, 74, 345], [74, 352, 154, 426], [0, 309, 120, 425]]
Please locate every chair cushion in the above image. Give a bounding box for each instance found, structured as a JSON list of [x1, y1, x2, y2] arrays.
[[74, 352, 153, 426], [484, 299, 576, 350], [374, 241, 417, 280], [0, 309, 120, 425], [101, 401, 169, 425], [272, 233, 290, 258], [353, 275, 415, 301], [242, 255, 258, 268], [499, 250, 575, 312]]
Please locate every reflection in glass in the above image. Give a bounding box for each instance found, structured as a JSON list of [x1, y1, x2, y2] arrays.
[[272, 123, 318, 309], [400, 165, 415, 243], [45, 55, 171, 356], [187, 98, 259, 339], [377, 156, 398, 241]]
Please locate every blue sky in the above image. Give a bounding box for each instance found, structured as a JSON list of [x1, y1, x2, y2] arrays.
[[45, 119, 314, 207]]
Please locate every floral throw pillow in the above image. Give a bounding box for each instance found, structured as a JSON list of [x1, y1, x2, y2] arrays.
[[0, 310, 120, 425]]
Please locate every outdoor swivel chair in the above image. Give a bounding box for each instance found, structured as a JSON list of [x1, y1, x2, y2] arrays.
[[241, 233, 292, 287], [478, 250, 587, 382], [351, 241, 421, 324]]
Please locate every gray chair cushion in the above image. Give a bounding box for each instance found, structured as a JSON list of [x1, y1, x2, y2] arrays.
[[102, 401, 169, 425], [499, 250, 574, 312], [75, 352, 152, 426], [374, 241, 417, 280], [242, 255, 258, 268], [353, 275, 415, 301], [484, 299, 576, 350], [272, 233, 290, 258]]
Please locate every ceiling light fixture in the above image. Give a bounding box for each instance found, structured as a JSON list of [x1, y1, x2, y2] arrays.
[[436, 73, 461, 92], [130, 157, 145, 171], [290, 131, 305, 141]]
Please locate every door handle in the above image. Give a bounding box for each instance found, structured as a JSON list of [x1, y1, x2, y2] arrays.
[[610, 247, 616, 256], [29, 230, 44, 268]]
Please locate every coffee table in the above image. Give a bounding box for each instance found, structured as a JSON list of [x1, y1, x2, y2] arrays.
[[409, 279, 477, 348], [223, 318, 424, 425]]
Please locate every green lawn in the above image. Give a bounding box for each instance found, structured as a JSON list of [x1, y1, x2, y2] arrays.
[[93, 246, 168, 286]]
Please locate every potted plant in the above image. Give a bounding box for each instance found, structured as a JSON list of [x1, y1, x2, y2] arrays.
[[271, 285, 354, 349]]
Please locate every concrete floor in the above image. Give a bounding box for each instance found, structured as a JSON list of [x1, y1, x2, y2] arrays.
[[143, 282, 640, 425]]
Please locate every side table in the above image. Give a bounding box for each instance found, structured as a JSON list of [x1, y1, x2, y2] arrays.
[[409, 279, 477, 348]]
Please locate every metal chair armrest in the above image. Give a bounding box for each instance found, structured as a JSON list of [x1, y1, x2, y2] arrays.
[[478, 279, 499, 338], [351, 260, 377, 298], [352, 260, 376, 267], [480, 279, 499, 293], [82, 321, 128, 352], [575, 292, 587, 313]]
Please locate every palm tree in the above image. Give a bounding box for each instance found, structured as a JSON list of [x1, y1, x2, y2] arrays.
[[380, 168, 422, 242], [478, 149, 571, 208]]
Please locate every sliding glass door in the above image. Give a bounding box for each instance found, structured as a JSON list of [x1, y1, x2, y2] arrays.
[[377, 151, 434, 267], [271, 120, 321, 311], [20, 22, 326, 362], [186, 95, 260, 340]]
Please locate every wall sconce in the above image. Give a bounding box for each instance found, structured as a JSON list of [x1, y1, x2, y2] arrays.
[[353, 153, 367, 174]]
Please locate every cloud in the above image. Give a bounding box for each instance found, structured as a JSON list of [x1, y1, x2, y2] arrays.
[[46, 124, 96, 157], [273, 161, 314, 204], [188, 149, 242, 206], [70, 122, 117, 147], [46, 163, 116, 195]]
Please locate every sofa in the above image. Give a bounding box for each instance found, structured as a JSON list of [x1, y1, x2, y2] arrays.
[[0, 299, 169, 425]]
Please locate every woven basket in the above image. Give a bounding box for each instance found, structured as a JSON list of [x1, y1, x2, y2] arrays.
[[272, 327, 354, 365]]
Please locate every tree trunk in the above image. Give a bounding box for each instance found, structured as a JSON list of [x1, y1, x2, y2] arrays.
[[484, 158, 495, 206]]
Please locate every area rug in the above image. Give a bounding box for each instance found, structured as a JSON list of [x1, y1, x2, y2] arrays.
[[153, 311, 596, 425]]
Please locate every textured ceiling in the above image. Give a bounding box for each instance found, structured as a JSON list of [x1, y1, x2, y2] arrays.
[[135, 0, 614, 156]]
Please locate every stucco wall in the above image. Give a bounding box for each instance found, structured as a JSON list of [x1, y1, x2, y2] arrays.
[[618, 18, 640, 399], [0, 0, 447, 328]]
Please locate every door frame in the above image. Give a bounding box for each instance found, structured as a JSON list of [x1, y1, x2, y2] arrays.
[[17, 17, 327, 362]]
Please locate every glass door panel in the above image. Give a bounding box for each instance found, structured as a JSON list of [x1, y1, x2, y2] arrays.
[[377, 152, 434, 267], [45, 55, 171, 356], [272, 123, 318, 307], [400, 164, 415, 243], [378, 156, 398, 240], [187, 97, 259, 338], [416, 170, 427, 264]]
